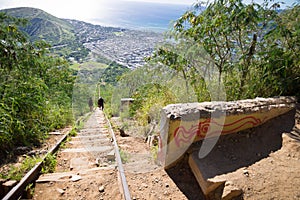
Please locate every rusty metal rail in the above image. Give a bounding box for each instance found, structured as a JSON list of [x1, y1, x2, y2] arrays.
[[2, 131, 69, 200], [2, 113, 90, 200], [2, 111, 131, 200], [104, 112, 131, 200]]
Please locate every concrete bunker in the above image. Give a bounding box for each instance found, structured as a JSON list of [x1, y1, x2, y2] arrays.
[[158, 96, 297, 199]]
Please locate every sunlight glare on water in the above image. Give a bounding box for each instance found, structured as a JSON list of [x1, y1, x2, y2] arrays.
[[84, 1, 189, 31]]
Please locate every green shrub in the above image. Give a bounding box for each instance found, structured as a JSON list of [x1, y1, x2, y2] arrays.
[[2, 156, 41, 181], [0, 13, 74, 157], [41, 154, 57, 174], [119, 149, 130, 163]]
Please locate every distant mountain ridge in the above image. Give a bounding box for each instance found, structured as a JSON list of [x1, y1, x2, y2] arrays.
[[1, 7, 75, 45], [0, 7, 163, 67], [0, 7, 120, 61]]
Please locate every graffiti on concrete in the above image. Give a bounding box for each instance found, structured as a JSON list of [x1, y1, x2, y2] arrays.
[[174, 116, 265, 148]]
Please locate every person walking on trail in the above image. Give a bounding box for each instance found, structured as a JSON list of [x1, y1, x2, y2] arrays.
[[88, 97, 93, 112], [98, 97, 105, 110]]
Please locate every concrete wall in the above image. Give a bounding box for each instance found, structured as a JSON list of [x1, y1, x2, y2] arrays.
[[120, 98, 134, 112], [158, 96, 296, 168]]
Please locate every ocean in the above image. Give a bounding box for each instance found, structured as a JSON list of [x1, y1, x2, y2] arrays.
[[87, 2, 191, 32]]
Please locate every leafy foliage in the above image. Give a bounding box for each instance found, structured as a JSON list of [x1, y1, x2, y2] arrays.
[[150, 0, 300, 101], [100, 61, 130, 85], [119, 148, 130, 163], [0, 13, 75, 159], [112, 63, 194, 124], [1, 156, 42, 180], [130, 83, 175, 125], [41, 153, 57, 174]]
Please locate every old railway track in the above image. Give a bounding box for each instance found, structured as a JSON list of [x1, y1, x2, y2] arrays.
[[2, 109, 131, 200]]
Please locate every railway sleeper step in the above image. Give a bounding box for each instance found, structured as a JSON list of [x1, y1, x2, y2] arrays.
[[61, 146, 113, 153], [35, 167, 116, 183], [71, 134, 109, 140], [68, 138, 111, 145]]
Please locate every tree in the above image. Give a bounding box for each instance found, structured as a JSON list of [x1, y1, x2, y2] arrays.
[[258, 3, 300, 97], [0, 13, 75, 158], [149, 0, 299, 100]]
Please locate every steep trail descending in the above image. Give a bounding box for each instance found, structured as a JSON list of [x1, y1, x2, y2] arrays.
[[33, 109, 122, 200]]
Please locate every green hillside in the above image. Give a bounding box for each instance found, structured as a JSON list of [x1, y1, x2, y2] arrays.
[[1, 7, 90, 62], [2, 7, 75, 45], [0, 11, 75, 160]]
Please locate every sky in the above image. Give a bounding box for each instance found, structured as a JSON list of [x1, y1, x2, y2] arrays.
[[0, 0, 298, 23]]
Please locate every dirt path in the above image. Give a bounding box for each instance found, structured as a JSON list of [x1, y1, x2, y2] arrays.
[[109, 117, 206, 199], [115, 125, 190, 199], [33, 109, 122, 200], [1, 103, 299, 199], [30, 104, 300, 199], [111, 105, 300, 200]]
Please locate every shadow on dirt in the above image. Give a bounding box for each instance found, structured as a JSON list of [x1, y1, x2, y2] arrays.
[[166, 108, 296, 200], [166, 155, 206, 200]]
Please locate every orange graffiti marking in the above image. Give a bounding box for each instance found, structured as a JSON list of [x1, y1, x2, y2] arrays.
[[174, 116, 264, 147]]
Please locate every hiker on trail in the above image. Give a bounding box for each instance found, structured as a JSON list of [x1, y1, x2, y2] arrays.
[[98, 97, 105, 110], [88, 97, 93, 112]]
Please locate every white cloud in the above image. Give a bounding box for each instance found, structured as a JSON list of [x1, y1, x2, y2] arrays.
[[125, 0, 195, 5], [0, 0, 110, 20], [0, 0, 297, 22]]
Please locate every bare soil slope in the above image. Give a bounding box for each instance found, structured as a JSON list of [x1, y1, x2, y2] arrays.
[[113, 105, 300, 200], [1, 105, 299, 200]]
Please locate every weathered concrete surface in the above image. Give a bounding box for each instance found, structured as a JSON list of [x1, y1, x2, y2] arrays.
[[160, 97, 297, 199], [158, 96, 296, 168], [189, 151, 243, 198], [187, 110, 296, 199], [121, 98, 134, 109]]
